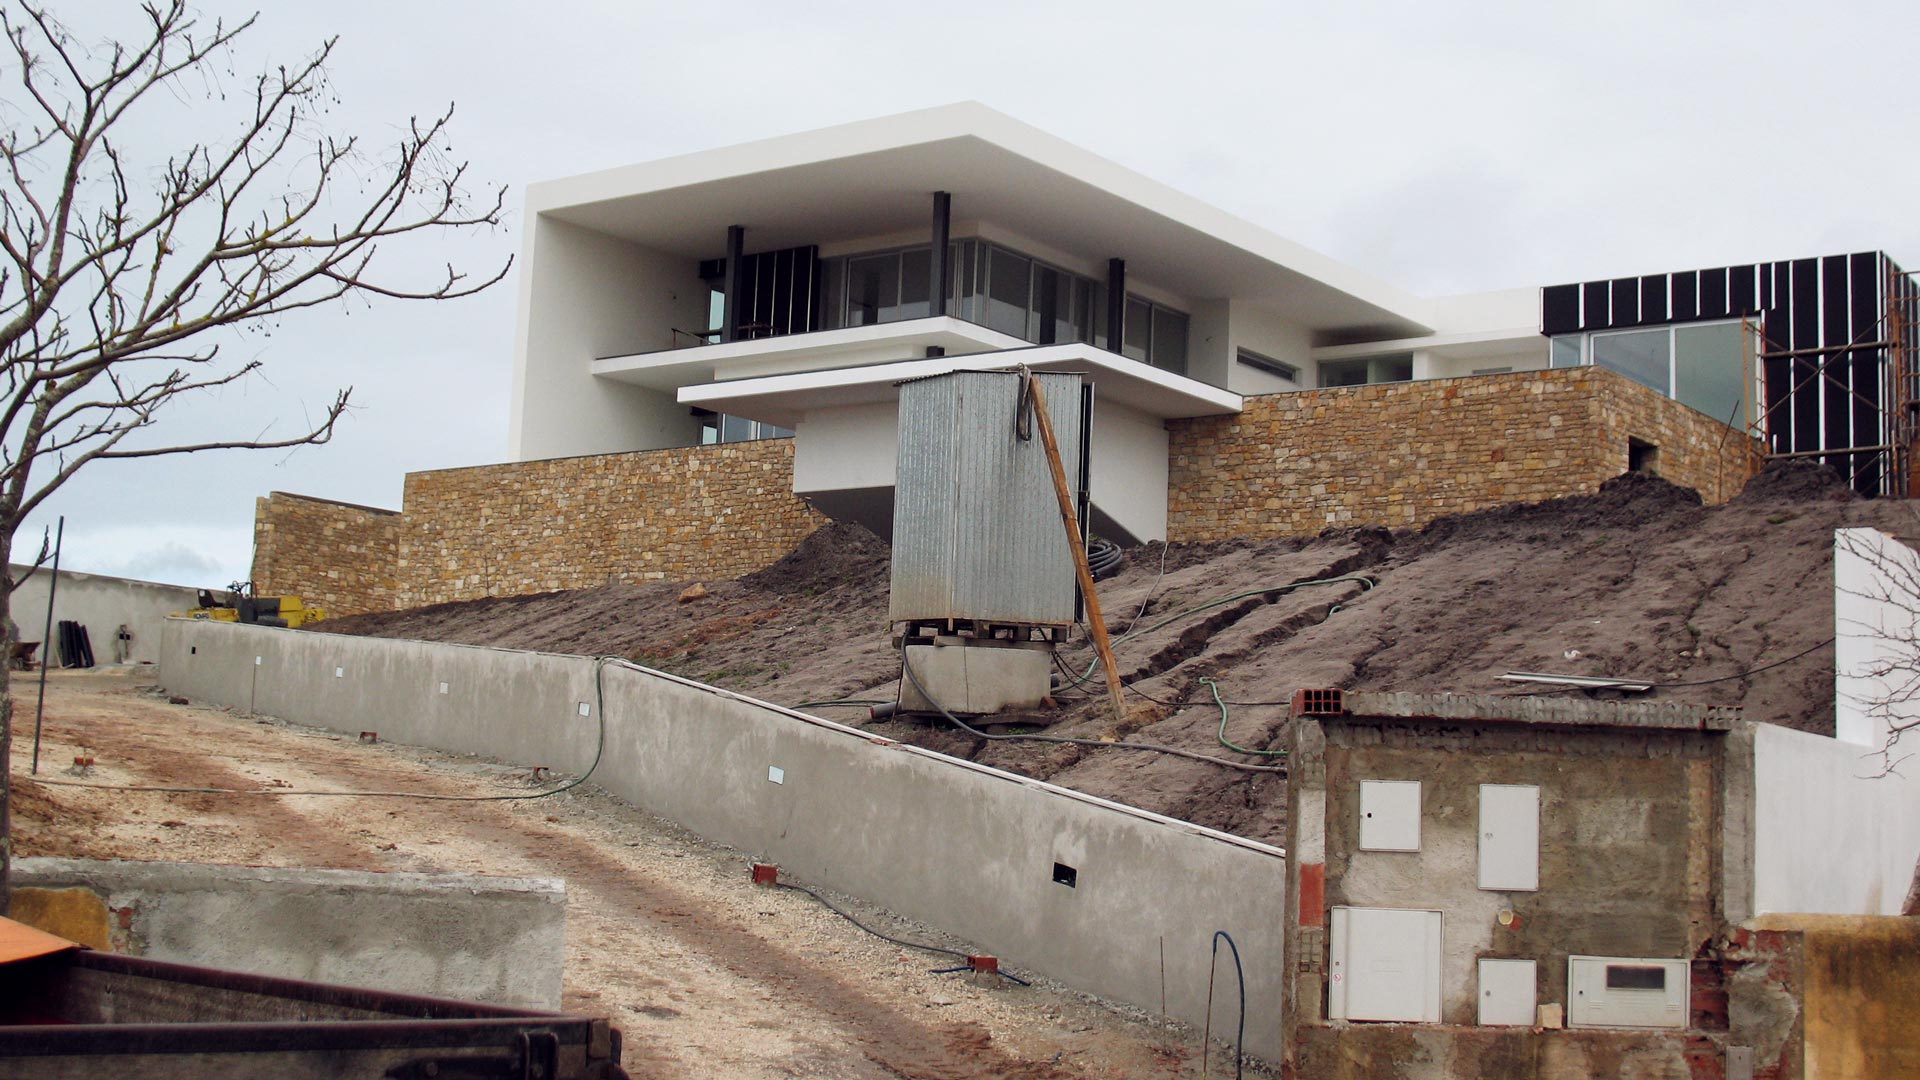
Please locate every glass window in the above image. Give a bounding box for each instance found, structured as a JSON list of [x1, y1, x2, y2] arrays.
[[897, 247, 931, 321], [1320, 358, 1369, 387], [720, 414, 755, 443], [951, 241, 979, 323], [1674, 321, 1748, 426], [1151, 308, 1189, 375], [1550, 334, 1583, 369], [1031, 264, 1077, 345], [816, 258, 845, 331], [1122, 296, 1151, 361], [986, 247, 1031, 338], [760, 423, 795, 439], [1086, 281, 1108, 350], [846, 253, 899, 327], [1372, 354, 1413, 383], [1592, 327, 1672, 396]]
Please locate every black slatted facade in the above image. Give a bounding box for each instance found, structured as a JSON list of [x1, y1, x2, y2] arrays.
[[1541, 251, 1904, 496]]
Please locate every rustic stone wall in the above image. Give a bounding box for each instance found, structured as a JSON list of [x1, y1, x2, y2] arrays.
[[1166, 367, 1761, 543], [393, 439, 827, 607], [252, 492, 402, 617]]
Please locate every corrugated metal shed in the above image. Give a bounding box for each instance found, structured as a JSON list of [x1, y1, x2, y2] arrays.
[[889, 370, 1086, 626]]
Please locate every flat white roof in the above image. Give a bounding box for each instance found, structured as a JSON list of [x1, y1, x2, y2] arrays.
[[530, 103, 1434, 340]]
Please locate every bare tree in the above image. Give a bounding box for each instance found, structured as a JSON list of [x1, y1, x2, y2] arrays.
[[0, 1, 509, 904], [1834, 527, 1920, 774]]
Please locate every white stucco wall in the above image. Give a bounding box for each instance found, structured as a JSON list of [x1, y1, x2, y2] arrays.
[[1748, 527, 1920, 915], [789, 396, 1169, 543], [1225, 301, 1313, 394], [8, 564, 200, 665], [509, 217, 707, 461], [1088, 400, 1169, 543], [1413, 350, 1549, 380], [792, 401, 900, 493]]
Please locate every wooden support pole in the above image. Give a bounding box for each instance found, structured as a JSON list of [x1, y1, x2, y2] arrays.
[[1025, 374, 1130, 726]]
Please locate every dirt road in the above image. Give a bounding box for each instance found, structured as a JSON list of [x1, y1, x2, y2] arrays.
[[13, 669, 1252, 1079]]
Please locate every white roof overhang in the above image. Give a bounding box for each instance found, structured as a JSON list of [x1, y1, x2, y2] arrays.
[[532, 103, 1432, 340]]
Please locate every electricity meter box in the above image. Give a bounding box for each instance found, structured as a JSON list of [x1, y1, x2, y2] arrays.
[[1566, 955, 1688, 1029]]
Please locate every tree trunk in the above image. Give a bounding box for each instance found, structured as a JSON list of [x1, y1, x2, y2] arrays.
[[1, 543, 15, 917], [1904, 852, 1920, 917]]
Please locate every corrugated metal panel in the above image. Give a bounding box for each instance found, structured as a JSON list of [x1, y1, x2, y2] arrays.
[[889, 371, 1084, 625]]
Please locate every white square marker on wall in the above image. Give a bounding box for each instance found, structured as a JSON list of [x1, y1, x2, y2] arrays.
[[254, 656, 262, 666], [767, 766, 785, 785], [577, 702, 591, 717], [438, 682, 449, 695], [334, 666, 344, 678]]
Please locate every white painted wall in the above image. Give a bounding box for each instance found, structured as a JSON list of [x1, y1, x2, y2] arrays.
[[1747, 527, 1920, 915], [1226, 301, 1314, 394], [789, 396, 1169, 542], [9, 564, 200, 665], [1089, 400, 1169, 543], [510, 216, 707, 461], [1413, 350, 1549, 380], [792, 401, 900, 493]]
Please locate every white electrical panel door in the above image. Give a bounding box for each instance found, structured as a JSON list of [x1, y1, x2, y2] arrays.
[[1358, 780, 1422, 851], [1328, 906, 1443, 1023], [1477, 958, 1537, 1026], [1567, 956, 1688, 1029], [1478, 784, 1540, 891]]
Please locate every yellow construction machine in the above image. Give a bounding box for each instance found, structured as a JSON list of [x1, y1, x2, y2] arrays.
[[179, 581, 327, 628]]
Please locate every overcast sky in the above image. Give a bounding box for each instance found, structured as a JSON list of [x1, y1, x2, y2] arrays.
[[12, 0, 1920, 588]]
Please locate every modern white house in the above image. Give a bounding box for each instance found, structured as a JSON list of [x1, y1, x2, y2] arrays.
[[509, 103, 1914, 542]]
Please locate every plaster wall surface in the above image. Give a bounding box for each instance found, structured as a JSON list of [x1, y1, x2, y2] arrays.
[[158, 618, 1290, 1059], [512, 217, 706, 461], [1751, 721, 1920, 916], [11, 856, 565, 1011], [1225, 301, 1313, 394], [1314, 722, 1720, 1025], [7, 565, 199, 665]]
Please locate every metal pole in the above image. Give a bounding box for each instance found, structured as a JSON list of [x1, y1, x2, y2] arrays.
[[30, 516, 62, 775], [721, 225, 744, 343]]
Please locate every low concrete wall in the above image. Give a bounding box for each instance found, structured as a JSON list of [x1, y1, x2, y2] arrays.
[[9, 564, 200, 666], [159, 617, 1290, 1059], [11, 857, 565, 1010]]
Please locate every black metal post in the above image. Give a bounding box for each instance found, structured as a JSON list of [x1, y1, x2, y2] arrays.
[[30, 516, 62, 775], [930, 191, 951, 317], [721, 225, 745, 343], [1106, 258, 1127, 352]]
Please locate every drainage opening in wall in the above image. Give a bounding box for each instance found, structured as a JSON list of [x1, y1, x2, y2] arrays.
[[1052, 863, 1078, 888], [1629, 437, 1659, 474]]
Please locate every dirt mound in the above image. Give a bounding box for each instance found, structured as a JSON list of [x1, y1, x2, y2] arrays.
[[323, 477, 1916, 844], [741, 520, 889, 596], [1409, 470, 1703, 550], [1732, 458, 1854, 504]]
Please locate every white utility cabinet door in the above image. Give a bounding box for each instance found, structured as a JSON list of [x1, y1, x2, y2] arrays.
[[1567, 956, 1688, 1029], [1478, 784, 1540, 890], [1328, 906, 1443, 1022], [1358, 780, 1422, 851], [1477, 958, 1537, 1026]]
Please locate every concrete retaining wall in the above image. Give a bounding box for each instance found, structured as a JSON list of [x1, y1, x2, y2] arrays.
[[11, 856, 566, 1010], [9, 564, 201, 666], [159, 618, 1290, 1059]]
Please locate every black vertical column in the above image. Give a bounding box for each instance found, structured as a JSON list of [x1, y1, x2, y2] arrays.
[[721, 224, 745, 343], [930, 192, 951, 318], [1106, 258, 1126, 352]]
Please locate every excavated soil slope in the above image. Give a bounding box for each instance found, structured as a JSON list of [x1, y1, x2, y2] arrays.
[[325, 462, 1914, 844]]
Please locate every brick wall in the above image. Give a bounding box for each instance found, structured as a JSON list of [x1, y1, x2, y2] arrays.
[[392, 439, 827, 607], [1166, 367, 1761, 543], [252, 493, 402, 617]]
